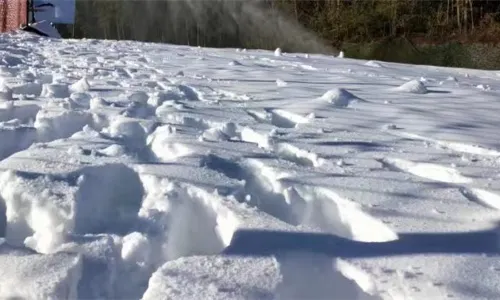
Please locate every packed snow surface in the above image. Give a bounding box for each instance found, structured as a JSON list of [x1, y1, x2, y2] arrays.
[[0, 31, 499, 300]]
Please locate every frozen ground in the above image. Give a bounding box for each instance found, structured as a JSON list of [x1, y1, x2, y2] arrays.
[[0, 31, 500, 299]]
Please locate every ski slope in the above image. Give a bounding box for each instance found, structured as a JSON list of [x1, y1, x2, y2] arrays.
[[0, 31, 500, 299]]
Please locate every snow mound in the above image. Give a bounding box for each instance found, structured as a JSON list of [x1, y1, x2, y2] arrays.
[[154, 85, 201, 102], [365, 60, 382, 68], [319, 88, 362, 108], [393, 79, 428, 94], [276, 79, 288, 87], [121, 232, 152, 267], [127, 91, 149, 104], [104, 117, 147, 149], [70, 78, 91, 93], [240, 127, 273, 149], [147, 125, 194, 161], [147, 92, 169, 107], [41, 83, 70, 98], [201, 122, 237, 142], [0, 82, 13, 101], [56, 234, 120, 299], [270, 109, 310, 128], [99, 144, 128, 157], [34, 108, 96, 142], [273, 143, 324, 168], [379, 157, 472, 184], [69, 93, 92, 109], [201, 128, 229, 142], [89, 97, 108, 110], [0, 240, 81, 299], [0, 163, 144, 253]]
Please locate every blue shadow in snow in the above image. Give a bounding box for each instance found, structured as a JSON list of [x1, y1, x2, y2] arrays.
[[223, 225, 500, 258]]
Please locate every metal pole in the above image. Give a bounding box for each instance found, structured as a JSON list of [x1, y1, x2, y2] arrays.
[[29, 0, 35, 24], [25, 0, 30, 25]]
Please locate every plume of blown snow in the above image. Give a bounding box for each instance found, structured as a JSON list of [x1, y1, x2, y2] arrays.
[[147, 0, 335, 54]]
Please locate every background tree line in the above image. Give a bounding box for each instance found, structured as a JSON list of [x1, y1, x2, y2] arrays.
[[55, 0, 500, 68]]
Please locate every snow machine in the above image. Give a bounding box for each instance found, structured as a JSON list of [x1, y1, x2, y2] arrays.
[[20, 20, 61, 38]]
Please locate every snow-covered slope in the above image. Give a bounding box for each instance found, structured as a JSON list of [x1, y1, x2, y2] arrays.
[[0, 30, 500, 299]]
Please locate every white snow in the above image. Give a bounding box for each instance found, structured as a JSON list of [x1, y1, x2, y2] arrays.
[[320, 88, 363, 108], [0, 81, 13, 101], [41, 83, 71, 98], [70, 77, 91, 93], [0, 240, 82, 299], [0, 29, 499, 300], [393, 79, 428, 94]]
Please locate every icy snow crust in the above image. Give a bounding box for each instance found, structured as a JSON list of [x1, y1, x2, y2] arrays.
[[0, 31, 499, 299]]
